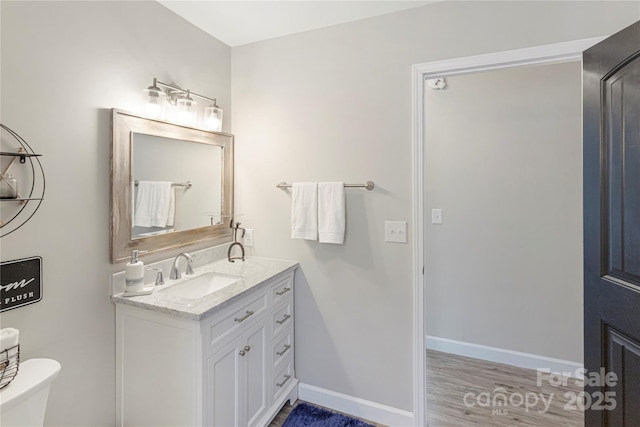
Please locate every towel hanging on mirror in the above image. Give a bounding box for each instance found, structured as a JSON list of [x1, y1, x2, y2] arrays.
[[134, 181, 174, 228]]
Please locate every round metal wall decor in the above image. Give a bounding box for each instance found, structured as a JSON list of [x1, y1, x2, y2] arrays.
[[0, 124, 46, 237]]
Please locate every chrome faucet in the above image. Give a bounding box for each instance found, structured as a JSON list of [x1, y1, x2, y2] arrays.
[[170, 252, 194, 280], [147, 267, 165, 286]]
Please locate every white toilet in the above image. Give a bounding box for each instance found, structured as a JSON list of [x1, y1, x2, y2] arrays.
[[0, 358, 61, 426]]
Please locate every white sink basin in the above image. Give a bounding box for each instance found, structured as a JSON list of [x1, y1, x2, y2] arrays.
[[161, 272, 240, 299]]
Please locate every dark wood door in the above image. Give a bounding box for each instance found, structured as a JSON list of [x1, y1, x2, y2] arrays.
[[584, 20, 640, 427]]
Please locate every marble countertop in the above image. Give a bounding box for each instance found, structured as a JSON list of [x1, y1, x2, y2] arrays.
[[111, 257, 298, 320]]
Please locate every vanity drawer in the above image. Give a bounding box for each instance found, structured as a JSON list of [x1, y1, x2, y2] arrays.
[[272, 303, 292, 337], [272, 358, 294, 403], [206, 292, 268, 350], [272, 331, 293, 367], [271, 276, 293, 306]]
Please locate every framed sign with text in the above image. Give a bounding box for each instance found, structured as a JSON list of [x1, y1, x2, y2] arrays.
[[0, 257, 42, 312]]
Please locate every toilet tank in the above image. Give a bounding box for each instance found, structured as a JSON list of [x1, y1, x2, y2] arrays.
[[0, 358, 61, 427]]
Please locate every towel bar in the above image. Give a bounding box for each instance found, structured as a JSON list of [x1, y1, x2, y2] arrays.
[[134, 180, 192, 189], [276, 181, 374, 191]]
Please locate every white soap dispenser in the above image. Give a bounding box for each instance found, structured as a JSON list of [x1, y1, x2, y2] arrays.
[[125, 250, 145, 293]]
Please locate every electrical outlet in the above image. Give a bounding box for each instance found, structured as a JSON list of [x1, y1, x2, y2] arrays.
[[385, 221, 407, 243], [244, 229, 254, 247]]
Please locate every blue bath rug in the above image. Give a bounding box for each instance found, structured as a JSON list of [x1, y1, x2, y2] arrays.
[[282, 403, 375, 427]]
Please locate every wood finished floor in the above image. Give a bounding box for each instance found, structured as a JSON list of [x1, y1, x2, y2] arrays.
[[426, 350, 583, 426], [270, 350, 583, 427]]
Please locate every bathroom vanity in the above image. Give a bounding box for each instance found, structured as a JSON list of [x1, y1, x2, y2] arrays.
[[112, 256, 298, 427]]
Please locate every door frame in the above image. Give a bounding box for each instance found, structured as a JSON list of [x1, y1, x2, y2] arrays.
[[410, 36, 606, 426]]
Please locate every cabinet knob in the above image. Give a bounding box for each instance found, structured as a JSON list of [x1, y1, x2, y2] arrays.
[[239, 350, 246, 356], [244, 345, 251, 352]]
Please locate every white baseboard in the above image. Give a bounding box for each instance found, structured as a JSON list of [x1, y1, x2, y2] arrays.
[[426, 335, 583, 376], [297, 383, 415, 427]]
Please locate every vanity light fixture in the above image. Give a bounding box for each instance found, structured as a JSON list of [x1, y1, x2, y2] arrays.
[[143, 78, 223, 131]]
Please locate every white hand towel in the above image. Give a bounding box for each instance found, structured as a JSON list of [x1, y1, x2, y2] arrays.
[[134, 181, 173, 227], [167, 187, 176, 227], [291, 182, 318, 240], [0, 328, 19, 358], [318, 182, 345, 244]]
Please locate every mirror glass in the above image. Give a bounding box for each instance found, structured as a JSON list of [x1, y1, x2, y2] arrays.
[[111, 109, 233, 263], [131, 133, 223, 238]]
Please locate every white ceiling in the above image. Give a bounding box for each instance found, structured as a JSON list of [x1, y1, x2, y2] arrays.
[[158, 1, 434, 46]]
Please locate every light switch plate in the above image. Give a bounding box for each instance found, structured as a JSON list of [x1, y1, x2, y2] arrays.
[[244, 229, 254, 247], [385, 221, 407, 243], [431, 209, 442, 225]]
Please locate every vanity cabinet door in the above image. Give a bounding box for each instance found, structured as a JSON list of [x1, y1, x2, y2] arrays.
[[207, 320, 268, 427], [245, 322, 268, 427], [207, 340, 242, 427]]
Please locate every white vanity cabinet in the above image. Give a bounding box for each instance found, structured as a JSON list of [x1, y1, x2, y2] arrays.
[[115, 270, 297, 427]]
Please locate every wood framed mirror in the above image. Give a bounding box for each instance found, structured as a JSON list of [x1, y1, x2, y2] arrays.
[[110, 109, 233, 263]]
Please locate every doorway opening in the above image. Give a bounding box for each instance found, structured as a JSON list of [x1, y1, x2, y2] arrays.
[[410, 37, 605, 426]]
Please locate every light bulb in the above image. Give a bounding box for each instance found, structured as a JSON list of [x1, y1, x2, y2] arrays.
[[176, 93, 196, 126], [177, 110, 194, 125], [205, 116, 220, 131], [204, 104, 223, 132], [145, 99, 162, 118], [143, 82, 164, 119]]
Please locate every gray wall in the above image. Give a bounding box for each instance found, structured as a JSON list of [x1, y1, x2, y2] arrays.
[[0, 1, 230, 425], [425, 62, 584, 363], [232, 1, 639, 413]]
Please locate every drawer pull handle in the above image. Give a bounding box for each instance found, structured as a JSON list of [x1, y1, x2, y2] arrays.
[[275, 287, 291, 296], [276, 344, 291, 356], [234, 310, 254, 323], [276, 374, 291, 388], [276, 314, 291, 325]]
